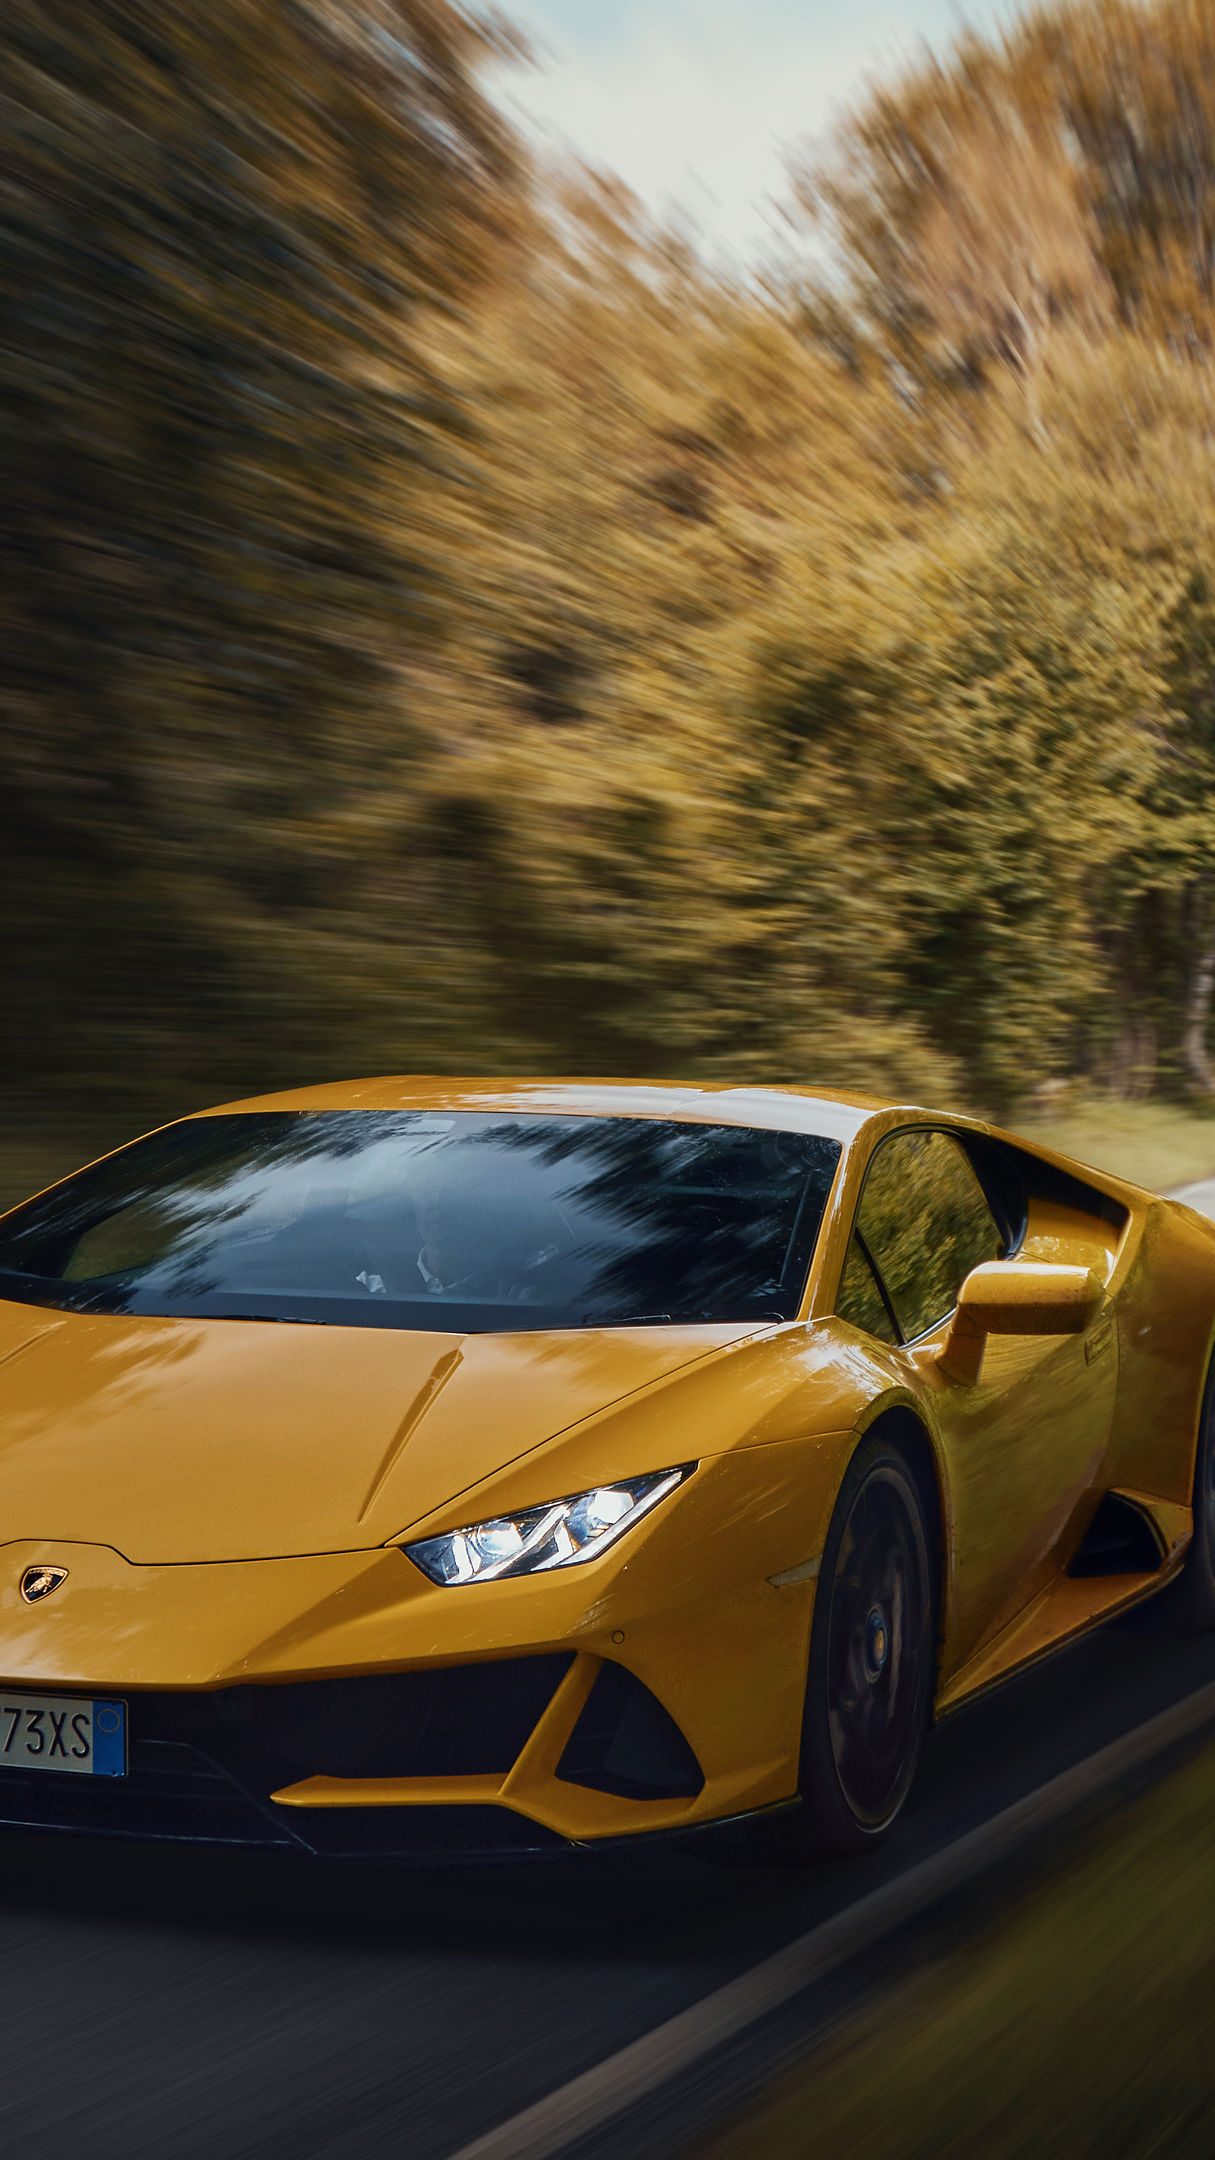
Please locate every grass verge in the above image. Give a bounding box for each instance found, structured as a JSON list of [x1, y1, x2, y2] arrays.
[[1015, 1098, 1215, 1194], [695, 1737, 1215, 2160]]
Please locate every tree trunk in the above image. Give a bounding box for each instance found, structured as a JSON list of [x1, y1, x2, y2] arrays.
[[1183, 926, 1215, 1095], [1108, 1012, 1157, 1099]]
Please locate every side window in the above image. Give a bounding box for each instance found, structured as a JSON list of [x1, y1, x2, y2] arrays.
[[836, 1233, 898, 1345], [846, 1129, 1004, 1344]]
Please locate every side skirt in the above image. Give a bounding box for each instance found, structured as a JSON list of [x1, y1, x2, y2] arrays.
[[935, 1491, 1192, 1718]]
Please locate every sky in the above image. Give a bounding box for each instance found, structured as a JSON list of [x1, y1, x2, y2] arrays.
[[494, 0, 1013, 261]]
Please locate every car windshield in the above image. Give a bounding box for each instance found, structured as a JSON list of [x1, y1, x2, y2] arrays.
[[0, 1111, 842, 1332]]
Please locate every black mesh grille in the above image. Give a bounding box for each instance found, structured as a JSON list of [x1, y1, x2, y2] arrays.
[[0, 1740, 294, 1847], [0, 1655, 575, 1855], [129, 1652, 574, 1787]]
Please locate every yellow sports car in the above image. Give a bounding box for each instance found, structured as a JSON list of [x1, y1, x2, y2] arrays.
[[0, 1076, 1212, 1863]]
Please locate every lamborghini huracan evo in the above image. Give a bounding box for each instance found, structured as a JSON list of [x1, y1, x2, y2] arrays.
[[0, 1075, 1211, 1864]]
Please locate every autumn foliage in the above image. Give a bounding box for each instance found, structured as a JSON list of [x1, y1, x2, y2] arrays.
[[5, 0, 1215, 1134]]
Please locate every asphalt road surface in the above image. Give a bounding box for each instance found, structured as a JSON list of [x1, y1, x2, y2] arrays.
[[0, 1612, 1209, 2160], [5, 1173, 1215, 2160]]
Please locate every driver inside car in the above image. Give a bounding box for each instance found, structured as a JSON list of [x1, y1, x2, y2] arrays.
[[410, 1172, 569, 1305]]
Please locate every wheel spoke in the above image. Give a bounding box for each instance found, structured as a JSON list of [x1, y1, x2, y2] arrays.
[[825, 1467, 930, 1828]]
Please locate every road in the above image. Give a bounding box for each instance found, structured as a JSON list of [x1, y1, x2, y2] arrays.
[[3, 1176, 1214, 2160], [1173, 1175, 1215, 1218], [0, 1613, 1212, 2160]]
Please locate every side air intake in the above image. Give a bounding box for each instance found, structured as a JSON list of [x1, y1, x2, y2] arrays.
[[1068, 1492, 1167, 1579]]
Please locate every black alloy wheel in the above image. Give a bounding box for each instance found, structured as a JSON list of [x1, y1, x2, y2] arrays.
[[788, 1435, 936, 1859]]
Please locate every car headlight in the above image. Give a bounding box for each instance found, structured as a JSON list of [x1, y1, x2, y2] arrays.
[[403, 1464, 696, 1586]]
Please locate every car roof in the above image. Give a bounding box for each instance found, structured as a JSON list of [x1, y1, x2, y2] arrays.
[[193, 1077, 893, 1145]]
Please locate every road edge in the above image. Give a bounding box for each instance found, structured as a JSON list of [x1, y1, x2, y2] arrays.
[[445, 1679, 1215, 2160]]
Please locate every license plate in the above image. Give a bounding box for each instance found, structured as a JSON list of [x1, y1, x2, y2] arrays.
[[0, 1691, 126, 1777]]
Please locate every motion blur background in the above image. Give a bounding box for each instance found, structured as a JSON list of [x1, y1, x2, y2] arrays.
[[6, 0, 1215, 1173], [8, 11, 1215, 2157]]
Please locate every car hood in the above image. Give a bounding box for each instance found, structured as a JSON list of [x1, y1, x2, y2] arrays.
[[0, 1301, 756, 1562]]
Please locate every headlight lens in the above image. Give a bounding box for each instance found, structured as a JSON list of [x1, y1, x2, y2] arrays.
[[403, 1464, 696, 1586]]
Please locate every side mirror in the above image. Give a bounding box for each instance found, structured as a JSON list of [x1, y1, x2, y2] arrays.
[[937, 1262, 1104, 1386]]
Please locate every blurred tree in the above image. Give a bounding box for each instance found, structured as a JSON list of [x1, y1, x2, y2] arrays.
[[777, 0, 1215, 1103], [9, 0, 1215, 1144], [409, 170, 959, 1096], [791, 0, 1215, 372], [1050, 0, 1215, 343], [790, 25, 1108, 402], [0, 0, 519, 1123]]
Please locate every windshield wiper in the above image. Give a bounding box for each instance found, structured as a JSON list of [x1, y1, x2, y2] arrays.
[[578, 1311, 674, 1326]]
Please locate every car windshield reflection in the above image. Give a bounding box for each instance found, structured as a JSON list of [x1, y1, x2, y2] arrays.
[[0, 1111, 842, 1333]]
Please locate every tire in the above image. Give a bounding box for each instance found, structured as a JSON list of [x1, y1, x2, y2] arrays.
[[777, 1435, 937, 1861], [1178, 1355, 1215, 1632]]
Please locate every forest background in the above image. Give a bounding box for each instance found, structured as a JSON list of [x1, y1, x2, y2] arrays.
[[7, 0, 1215, 1169]]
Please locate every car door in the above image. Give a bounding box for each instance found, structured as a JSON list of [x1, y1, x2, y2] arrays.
[[836, 1125, 1118, 1678]]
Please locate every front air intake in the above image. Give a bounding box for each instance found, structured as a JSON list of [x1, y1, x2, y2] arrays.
[[556, 1662, 704, 1800]]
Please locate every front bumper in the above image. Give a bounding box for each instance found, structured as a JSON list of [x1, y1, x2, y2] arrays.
[[0, 1438, 846, 1858], [0, 1653, 710, 1859]]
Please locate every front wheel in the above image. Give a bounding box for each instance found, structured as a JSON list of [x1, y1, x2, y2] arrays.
[[783, 1437, 936, 1860]]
